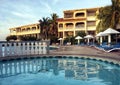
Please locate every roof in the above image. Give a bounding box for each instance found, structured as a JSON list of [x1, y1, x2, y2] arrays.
[[9, 23, 39, 30], [57, 18, 86, 22], [64, 7, 100, 13]]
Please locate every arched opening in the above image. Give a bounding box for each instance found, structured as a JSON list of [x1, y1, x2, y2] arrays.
[[59, 24, 63, 28], [66, 23, 73, 28], [75, 13, 85, 17], [75, 22, 85, 28]]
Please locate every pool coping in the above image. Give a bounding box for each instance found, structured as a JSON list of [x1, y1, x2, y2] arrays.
[[0, 54, 120, 66], [0, 45, 120, 66]]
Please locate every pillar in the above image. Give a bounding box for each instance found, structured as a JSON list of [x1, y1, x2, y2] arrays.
[[100, 36, 103, 45], [108, 34, 111, 45]]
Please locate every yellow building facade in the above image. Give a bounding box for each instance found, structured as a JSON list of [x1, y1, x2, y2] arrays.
[[57, 7, 99, 39], [9, 23, 40, 39]]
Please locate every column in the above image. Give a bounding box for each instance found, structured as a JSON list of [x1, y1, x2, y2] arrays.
[[84, 21, 87, 34], [73, 23, 76, 36], [0, 43, 2, 57], [63, 31, 65, 39]]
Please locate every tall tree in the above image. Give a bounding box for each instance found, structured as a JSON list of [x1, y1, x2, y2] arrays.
[[39, 17, 50, 40], [49, 13, 58, 37], [96, 0, 120, 33]]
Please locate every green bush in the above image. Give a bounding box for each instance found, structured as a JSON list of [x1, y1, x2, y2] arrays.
[[19, 36, 37, 41], [76, 31, 86, 37], [6, 35, 17, 41], [50, 36, 59, 45], [64, 36, 76, 45]]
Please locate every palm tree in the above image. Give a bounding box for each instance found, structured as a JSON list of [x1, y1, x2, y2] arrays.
[[96, 0, 120, 33], [39, 17, 50, 40], [49, 13, 59, 37]]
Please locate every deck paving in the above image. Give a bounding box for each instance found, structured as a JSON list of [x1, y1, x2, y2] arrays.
[[50, 45, 120, 62]]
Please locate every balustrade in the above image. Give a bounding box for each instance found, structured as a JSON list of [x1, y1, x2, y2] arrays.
[[0, 41, 49, 57]]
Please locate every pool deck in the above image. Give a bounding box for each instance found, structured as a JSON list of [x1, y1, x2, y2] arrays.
[[0, 45, 120, 63], [50, 45, 120, 62]]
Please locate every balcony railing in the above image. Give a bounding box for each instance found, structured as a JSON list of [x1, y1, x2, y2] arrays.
[[0, 41, 49, 57], [75, 25, 85, 28]]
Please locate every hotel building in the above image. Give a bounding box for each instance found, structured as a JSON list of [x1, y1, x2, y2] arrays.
[[57, 7, 99, 39], [9, 7, 99, 40], [9, 23, 40, 39]]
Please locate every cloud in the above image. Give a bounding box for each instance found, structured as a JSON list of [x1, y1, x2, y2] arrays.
[[11, 11, 25, 18], [11, 11, 36, 19], [39, 1, 54, 13], [52, 0, 59, 5]]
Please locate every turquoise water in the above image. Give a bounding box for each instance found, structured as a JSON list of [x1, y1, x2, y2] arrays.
[[0, 57, 120, 85]]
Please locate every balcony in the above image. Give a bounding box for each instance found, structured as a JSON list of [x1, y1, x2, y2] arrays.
[[64, 13, 73, 18], [16, 28, 40, 35], [59, 24, 63, 29], [75, 22, 85, 29], [87, 11, 96, 20], [87, 26, 96, 30], [65, 23, 74, 29], [66, 26, 74, 29], [87, 21, 96, 26], [75, 13, 85, 18], [87, 12, 96, 16], [64, 31, 74, 37], [87, 17, 96, 21]]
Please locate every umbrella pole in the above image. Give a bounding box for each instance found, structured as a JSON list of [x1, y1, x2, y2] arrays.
[[78, 39, 80, 45], [60, 40, 63, 46], [88, 38, 89, 45], [77, 40, 79, 45], [108, 34, 111, 46], [100, 36, 103, 45]]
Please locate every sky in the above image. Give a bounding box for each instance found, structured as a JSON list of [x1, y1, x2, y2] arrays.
[[0, 0, 112, 41]]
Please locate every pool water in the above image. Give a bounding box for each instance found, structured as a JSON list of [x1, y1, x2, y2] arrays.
[[0, 57, 120, 85]]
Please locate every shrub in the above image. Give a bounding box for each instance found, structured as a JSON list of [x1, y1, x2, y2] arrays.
[[6, 35, 17, 41]]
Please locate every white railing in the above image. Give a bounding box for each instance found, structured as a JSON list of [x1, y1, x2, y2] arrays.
[[0, 41, 49, 57]]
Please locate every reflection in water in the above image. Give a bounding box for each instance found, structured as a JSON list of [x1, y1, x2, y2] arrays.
[[0, 58, 120, 85]]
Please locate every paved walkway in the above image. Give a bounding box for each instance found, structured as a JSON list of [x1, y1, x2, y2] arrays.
[[50, 45, 120, 61]]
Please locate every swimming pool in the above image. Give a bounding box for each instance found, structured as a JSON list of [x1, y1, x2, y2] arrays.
[[0, 57, 120, 85]]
